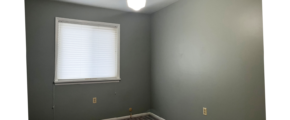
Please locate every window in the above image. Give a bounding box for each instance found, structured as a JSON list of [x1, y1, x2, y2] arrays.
[[55, 17, 120, 84]]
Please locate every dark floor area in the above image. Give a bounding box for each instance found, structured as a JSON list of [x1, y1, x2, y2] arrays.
[[120, 115, 158, 120]]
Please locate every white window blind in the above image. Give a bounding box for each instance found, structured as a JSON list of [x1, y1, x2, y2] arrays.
[[55, 17, 120, 84]]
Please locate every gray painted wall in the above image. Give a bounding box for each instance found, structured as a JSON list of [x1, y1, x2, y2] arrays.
[[151, 0, 265, 120], [26, 0, 151, 120]]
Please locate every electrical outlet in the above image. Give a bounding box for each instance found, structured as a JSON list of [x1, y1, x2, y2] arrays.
[[203, 107, 207, 115], [129, 108, 132, 112], [93, 97, 97, 103]]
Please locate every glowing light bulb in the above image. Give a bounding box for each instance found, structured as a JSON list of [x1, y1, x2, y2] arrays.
[[127, 0, 146, 11]]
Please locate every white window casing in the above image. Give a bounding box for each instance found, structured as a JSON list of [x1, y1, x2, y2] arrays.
[[55, 17, 120, 85]]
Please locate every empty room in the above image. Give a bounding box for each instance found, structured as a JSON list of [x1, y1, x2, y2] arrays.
[[25, 0, 265, 120]]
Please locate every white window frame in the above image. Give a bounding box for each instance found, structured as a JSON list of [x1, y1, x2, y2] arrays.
[[54, 17, 121, 85]]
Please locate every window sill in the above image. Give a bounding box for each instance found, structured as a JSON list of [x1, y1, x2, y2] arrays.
[[54, 79, 120, 85]]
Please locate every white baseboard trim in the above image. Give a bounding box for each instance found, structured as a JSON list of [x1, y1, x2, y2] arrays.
[[148, 112, 165, 120], [103, 112, 165, 120]]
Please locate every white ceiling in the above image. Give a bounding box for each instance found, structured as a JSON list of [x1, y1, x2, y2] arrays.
[[56, 0, 180, 14]]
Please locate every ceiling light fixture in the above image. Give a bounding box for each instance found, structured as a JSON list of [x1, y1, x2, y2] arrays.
[[127, 0, 146, 11]]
